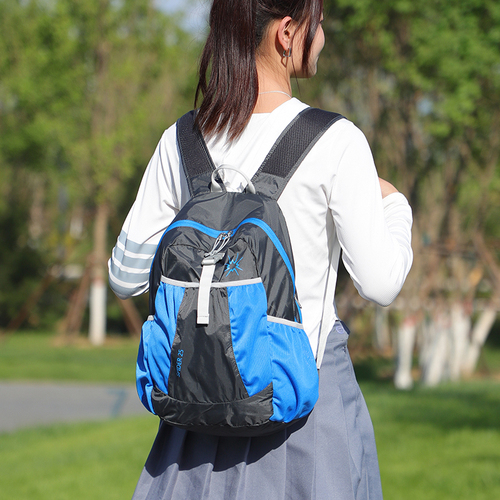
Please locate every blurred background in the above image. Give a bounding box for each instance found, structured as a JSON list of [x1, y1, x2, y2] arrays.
[[0, 0, 499, 498]]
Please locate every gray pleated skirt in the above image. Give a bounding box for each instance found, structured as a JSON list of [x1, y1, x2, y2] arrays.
[[132, 321, 383, 500]]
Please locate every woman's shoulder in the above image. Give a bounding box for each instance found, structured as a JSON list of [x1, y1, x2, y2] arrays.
[[289, 99, 368, 145], [160, 118, 179, 145]]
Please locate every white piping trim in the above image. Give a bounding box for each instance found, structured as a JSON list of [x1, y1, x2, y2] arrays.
[[267, 316, 304, 329], [161, 276, 262, 288]]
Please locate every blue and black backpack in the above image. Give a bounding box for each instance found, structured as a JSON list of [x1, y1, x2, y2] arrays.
[[136, 107, 343, 436]]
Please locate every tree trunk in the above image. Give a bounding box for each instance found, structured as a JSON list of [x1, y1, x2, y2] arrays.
[[89, 203, 109, 346], [60, 258, 92, 339], [461, 306, 497, 377], [421, 312, 451, 386], [116, 296, 143, 338], [449, 302, 471, 381], [374, 305, 391, 352], [394, 315, 417, 390]]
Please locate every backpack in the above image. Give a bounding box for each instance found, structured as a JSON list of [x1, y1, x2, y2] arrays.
[[136, 107, 343, 436]]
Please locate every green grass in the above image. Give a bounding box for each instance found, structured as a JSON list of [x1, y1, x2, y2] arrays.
[[0, 416, 159, 500], [0, 332, 138, 383], [1, 332, 499, 499], [0, 381, 498, 500], [482, 344, 500, 375], [363, 381, 500, 500]]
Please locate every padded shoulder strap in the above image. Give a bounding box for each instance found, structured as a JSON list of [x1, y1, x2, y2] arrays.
[[176, 111, 216, 197], [251, 108, 344, 199]]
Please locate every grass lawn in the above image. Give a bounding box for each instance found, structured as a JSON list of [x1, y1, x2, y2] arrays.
[[0, 332, 499, 499], [0, 416, 159, 500], [0, 332, 138, 383], [364, 381, 500, 500], [0, 381, 498, 500]]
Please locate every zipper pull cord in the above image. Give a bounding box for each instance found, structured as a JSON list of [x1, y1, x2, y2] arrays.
[[205, 231, 232, 258]]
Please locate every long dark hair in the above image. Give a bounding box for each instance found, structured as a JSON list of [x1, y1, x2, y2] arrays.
[[195, 0, 323, 141]]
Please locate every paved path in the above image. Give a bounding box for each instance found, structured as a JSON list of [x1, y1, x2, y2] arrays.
[[0, 381, 150, 433]]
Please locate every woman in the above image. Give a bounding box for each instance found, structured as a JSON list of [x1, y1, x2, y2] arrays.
[[109, 1, 413, 498]]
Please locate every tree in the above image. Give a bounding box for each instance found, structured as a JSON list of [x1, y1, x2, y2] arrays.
[[0, 0, 199, 337], [0, 0, 82, 328], [308, 0, 500, 385], [60, 0, 199, 343]]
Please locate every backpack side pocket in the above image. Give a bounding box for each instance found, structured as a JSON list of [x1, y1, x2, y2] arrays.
[[136, 280, 186, 414], [267, 318, 319, 422]]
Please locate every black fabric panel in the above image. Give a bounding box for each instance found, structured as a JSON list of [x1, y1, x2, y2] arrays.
[[176, 111, 217, 197], [168, 192, 296, 268], [252, 108, 344, 200], [149, 191, 300, 320], [190, 172, 216, 197], [152, 383, 306, 437], [167, 288, 248, 403], [230, 223, 296, 320], [149, 223, 216, 314], [149, 245, 163, 315]]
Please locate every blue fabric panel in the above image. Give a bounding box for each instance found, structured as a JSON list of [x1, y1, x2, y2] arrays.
[[227, 282, 272, 397], [267, 321, 319, 422], [136, 282, 186, 412], [136, 321, 155, 413]]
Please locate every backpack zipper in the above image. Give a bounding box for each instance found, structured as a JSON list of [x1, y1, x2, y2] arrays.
[[165, 220, 302, 325], [165, 220, 295, 287], [198, 231, 232, 324]]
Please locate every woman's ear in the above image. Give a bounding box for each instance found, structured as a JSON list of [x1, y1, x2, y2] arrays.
[[277, 16, 294, 56]]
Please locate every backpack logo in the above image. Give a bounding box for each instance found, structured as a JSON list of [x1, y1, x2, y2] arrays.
[[175, 349, 184, 377], [224, 253, 243, 277]]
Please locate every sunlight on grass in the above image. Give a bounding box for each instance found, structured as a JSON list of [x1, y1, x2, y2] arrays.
[[0, 383, 498, 500], [362, 381, 500, 500], [0, 416, 158, 500], [0, 332, 138, 383], [1, 332, 498, 500]]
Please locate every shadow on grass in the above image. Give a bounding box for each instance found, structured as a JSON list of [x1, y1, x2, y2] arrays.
[[352, 356, 395, 382]]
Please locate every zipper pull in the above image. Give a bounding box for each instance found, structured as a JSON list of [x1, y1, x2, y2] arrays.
[[204, 231, 232, 259]]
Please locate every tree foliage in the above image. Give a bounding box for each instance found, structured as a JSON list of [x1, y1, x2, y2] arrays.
[[0, 0, 199, 329], [1, 0, 498, 380], [305, 0, 500, 383]]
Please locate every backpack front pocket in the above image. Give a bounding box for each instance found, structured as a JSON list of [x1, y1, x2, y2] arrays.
[[226, 279, 272, 397]]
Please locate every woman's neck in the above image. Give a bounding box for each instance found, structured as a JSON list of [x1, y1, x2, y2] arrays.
[[254, 55, 292, 113]]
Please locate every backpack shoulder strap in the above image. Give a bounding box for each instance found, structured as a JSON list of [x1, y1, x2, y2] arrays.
[[251, 107, 344, 199], [176, 110, 216, 197]]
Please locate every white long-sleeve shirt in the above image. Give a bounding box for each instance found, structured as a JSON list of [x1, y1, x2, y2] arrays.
[[109, 98, 413, 355]]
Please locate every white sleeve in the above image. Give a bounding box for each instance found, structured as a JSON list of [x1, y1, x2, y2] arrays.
[[329, 125, 413, 306], [108, 125, 188, 299]]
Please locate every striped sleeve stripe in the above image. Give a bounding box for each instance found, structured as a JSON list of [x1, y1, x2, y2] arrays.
[[115, 241, 156, 260], [109, 267, 148, 288], [111, 246, 153, 270], [110, 260, 151, 275], [109, 264, 151, 284], [108, 276, 148, 299], [109, 231, 160, 297], [117, 231, 159, 254]]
